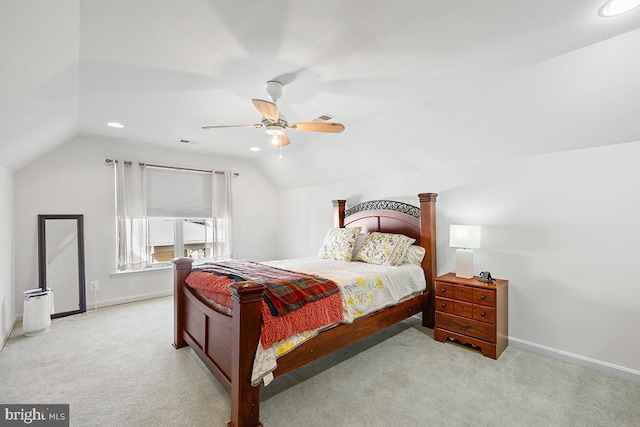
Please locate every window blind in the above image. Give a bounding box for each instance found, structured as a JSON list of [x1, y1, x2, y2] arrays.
[[144, 166, 212, 218]]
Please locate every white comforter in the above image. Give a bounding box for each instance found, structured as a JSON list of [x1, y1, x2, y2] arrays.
[[252, 257, 426, 385]]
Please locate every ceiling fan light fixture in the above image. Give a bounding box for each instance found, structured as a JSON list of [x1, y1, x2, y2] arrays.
[[265, 125, 284, 136], [598, 0, 640, 16]]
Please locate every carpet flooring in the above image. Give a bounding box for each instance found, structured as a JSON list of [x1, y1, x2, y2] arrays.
[[1, 296, 639, 426]]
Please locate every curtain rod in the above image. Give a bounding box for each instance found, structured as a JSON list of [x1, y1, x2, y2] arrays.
[[104, 159, 239, 176], [105, 159, 132, 166]]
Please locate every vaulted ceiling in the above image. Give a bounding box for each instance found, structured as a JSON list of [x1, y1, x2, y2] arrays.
[[2, 0, 640, 189]]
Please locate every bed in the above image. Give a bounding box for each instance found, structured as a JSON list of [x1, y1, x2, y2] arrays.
[[172, 193, 438, 427]]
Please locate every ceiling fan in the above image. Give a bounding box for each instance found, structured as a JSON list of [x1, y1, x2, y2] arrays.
[[201, 81, 345, 147]]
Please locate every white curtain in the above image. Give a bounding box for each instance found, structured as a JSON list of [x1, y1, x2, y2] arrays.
[[114, 161, 148, 271], [212, 171, 233, 260]]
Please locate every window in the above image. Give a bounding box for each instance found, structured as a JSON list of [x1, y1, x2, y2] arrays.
[[113, 161, 233, 271], [148, 218, 219, 262]]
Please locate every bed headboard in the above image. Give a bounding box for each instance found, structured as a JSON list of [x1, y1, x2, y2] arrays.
[[332, 193, 438, 327]]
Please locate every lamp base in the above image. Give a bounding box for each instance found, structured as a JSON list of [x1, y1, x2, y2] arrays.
[[455, 248, 474, 279]]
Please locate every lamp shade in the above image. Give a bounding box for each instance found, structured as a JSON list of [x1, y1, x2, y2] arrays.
[[449, 225, 481, 249]]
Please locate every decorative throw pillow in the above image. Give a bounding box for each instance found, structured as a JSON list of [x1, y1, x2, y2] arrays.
[[318, 227, 362, 262], [354, 232, 416, 266], [403, 245, 426, 265]]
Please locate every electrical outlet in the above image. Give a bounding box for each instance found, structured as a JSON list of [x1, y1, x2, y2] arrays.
[[89, 281, 99, 291]]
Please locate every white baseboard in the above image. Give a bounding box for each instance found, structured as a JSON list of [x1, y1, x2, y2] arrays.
[[14, 291, 174, 322], [509, 337, 640, 383], [89, 290, 173, 309], [1, 318, 18, 351]]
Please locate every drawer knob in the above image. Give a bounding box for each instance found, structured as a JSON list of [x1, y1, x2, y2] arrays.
[[440, 288, 446, 293], [480, 295, 486, 300], [441, 303, 446, 308], [481, 312, 486, 317]]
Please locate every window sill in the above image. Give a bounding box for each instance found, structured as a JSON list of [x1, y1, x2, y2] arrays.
[[109, 258, 229, 277], [110, 265, 173, 277]]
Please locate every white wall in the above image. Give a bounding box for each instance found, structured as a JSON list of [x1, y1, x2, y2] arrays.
[[0, 164, 15, 346], [276, 141, 640, 380], [13, 134, 278, 314]]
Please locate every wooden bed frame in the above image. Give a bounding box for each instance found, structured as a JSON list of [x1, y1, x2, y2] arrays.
[[172, 193, 437, 427]]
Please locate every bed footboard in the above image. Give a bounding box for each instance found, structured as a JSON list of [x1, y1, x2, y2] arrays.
[[173, 258, 266, 427]]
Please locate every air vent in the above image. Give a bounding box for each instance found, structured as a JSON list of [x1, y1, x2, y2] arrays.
[[314, 114, 334, 122]]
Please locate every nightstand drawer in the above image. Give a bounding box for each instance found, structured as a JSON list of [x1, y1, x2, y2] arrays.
[[435, 282, 453, 298], [453, 301, 472, 318], [436, 312, 496, 343], [453, 285, 473, 302], [436, 297, 454, 314], [473, 288, 496, 307], [473, 305, 496, 324]]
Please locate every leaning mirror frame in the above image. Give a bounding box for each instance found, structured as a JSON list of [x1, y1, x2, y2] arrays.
[[38, 214, 87, 318]]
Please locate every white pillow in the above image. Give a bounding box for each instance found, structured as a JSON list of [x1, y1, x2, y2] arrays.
[[353, 232, 416, 266], [403, 245, 426, 265], [318, 227, 362, 262]]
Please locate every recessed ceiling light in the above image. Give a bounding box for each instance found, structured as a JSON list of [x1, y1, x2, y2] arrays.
[[598, 0, 640, 17], [107, 122, 124, 128], [250, 147, 261, 152]]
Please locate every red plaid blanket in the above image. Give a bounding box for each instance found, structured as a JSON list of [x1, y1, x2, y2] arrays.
[[192, 260, 341, 317]]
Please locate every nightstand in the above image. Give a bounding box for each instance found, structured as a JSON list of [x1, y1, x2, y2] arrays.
[[434, 273, 508, 359]]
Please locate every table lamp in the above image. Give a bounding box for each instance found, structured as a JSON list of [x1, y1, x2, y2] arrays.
[[449, 225, 481, 279]]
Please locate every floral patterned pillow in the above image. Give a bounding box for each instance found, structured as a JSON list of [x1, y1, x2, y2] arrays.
[[354, 232, 416, 266], [318, 227, 362, 261]]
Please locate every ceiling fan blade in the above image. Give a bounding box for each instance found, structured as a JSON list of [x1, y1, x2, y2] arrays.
[[272, 133, 290, 147], [288, 122, 345, 133], [201, 124, 262, 130], [252, 99, 279, 122]]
